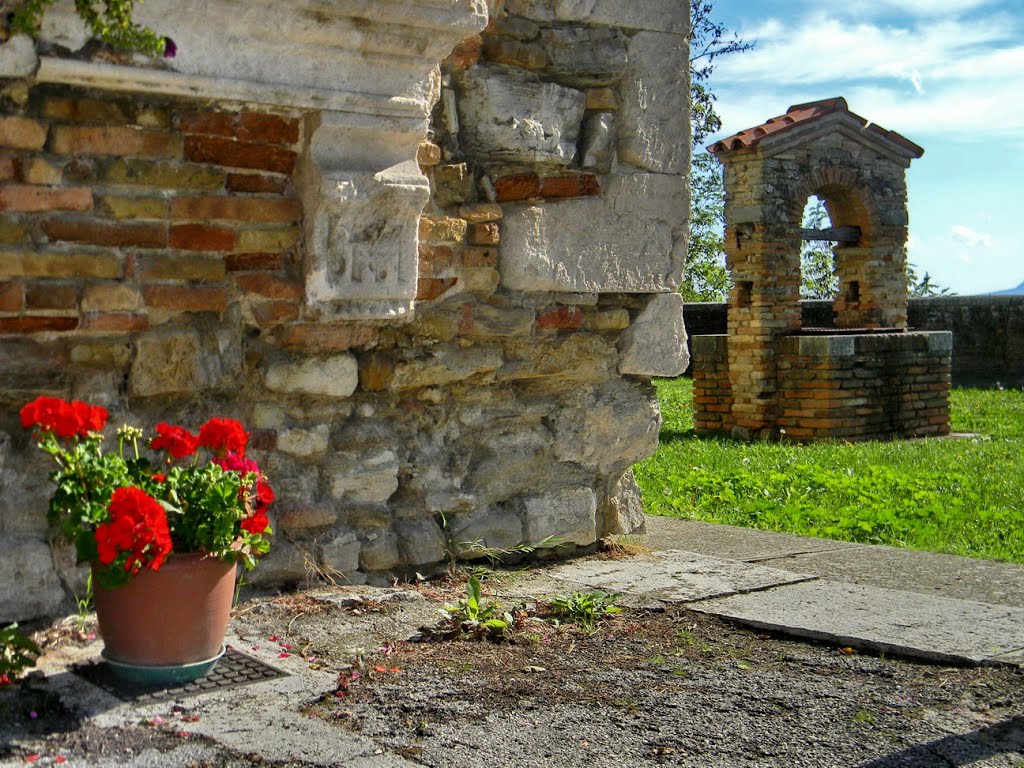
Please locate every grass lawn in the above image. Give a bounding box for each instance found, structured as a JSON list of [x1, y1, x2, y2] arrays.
[[633, 378, 1024, 564]]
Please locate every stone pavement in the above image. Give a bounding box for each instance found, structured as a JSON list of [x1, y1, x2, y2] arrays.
[[543, 516, 1024, 667]]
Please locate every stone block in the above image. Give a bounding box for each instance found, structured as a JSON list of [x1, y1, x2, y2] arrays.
[[553, 380, 660, 473], [0, 35, 38, 79], [522, 487, 598, 547], [503, 0, 690, 34], [599, 469, 646, 536], [391, 344, 503, 390], [579, 112, 616, 174], [264, 355, 358, 398], [245, 538, 311, 586], [277, 425, 330, 457], [618, 31, 690, 174], [277, 503, 338, 533], [327, 449, 400, 505], [320, 532, 361, 575], [0, 538, 66, 622], [499, 333, 614, 383], [457, 66, 585, 168], [431, 163, 476, 208], [501, 173, 685, 293], [618, 292, 689, 377], [539, 26, 628, 87], [359, 529, 402, 572], [130, 332, 201, 397], [395, 518, 448, 566], [460, 304, 534, 337], [449, 506, 525, 553]]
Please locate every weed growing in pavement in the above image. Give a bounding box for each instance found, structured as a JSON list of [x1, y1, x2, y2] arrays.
[[440, 575, 514, 639], [73, 572, 93, 632], [549, 590, 621, 632]]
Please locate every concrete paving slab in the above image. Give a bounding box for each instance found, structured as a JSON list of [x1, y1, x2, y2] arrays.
[[689, 579, 1024, 665], [640, 515, 858, 561], [763, 546, 1024, 609], [547, 550, 816, 602]]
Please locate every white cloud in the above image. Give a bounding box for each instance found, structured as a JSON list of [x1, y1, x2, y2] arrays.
[[710, 7, 1024, 144], [951, 224, 993, 249], [841, 0, 1000, 17]]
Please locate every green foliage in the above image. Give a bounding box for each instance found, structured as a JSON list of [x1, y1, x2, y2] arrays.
[[10, 0, 167, 57], [635, 378, 1024, 564], [907, 262, 953, 298], [683, 2, 752, 303], [440, 576, 512, 638], [549, 590, 621, 632], [1, 624, 40, 681], [800, 199, 839, 299]]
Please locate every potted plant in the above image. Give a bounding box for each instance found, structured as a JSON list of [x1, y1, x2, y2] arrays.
[[20, 396, 273, 684]]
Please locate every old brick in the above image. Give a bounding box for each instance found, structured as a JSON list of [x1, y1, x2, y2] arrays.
[[536, 306, 583, 330], [170, 223, 235, 252], [416, 277, 457, 301], [482, 38, 547, 69], [236, 228, 300, 252], [43, 96, 130, 125], [185, 135, 297, 174], [431, 164, 475, 208], [0, 185, 92, 212], [0, 152, 15, 180], [461, 267, 499, 293], [458, 203, 503, 223], [446, 34, 483, 70], [272, 324, 379, 351], [95, 195, 168, 220], [237, 112, 300, 144], [250, 300, 300, 327], [0, 316, 78, 333], [234, 273, 302, 299], [225, 252, 283, 272], [81, 313, 150, 332], [540, 175, 601, 198], [49, 126, 179, 158], [170, 196, 300, 223], [142, 284, 227, 312], [463, 247, 497, 268], [419, 216, 466, 244], [417, 141, 441, 167], [0, 216, 28, 243], [181, 111, 300, 145], [494, 174, 540, 202], [138, 254, 226, 282], [21, 157, 63, 185], [358, 352, 394, 391], [418, 245, 457, 272], [81, 283, 142, 312], [226, 173, 288, 194], [468, 222, 500, 246], [103, 159, 226, 191], [0, 282, 23, 312], [26, 282, 78, 310], [0, 117, 47, 150], [44, 218, 166, 248], [0, 252, 120, 279]]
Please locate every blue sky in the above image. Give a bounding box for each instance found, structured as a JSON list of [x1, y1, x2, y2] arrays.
[[705, 0, 1024, 295]]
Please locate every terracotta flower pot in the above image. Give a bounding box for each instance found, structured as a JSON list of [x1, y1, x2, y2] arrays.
[[93, 553, 237, 683]]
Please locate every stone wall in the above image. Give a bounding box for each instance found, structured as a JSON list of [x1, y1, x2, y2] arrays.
[[684, 297, 1024, 387], [0, 1, 691, 622]]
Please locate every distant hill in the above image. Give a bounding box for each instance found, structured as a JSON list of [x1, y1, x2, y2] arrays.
[[991, 282, 1024, 296]]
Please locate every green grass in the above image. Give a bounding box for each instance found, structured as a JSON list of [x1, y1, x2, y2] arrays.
[[634, 378, 1024, 564]]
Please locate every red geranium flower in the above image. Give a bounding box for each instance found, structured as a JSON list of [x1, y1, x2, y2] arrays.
[[94, 487, 172, 573], [19, 396, 108, 439], [241, 509, 270, 534], [151, 423, 199, 459], [197, 418, 249, 456]]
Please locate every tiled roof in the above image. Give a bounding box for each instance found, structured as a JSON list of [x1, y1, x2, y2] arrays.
[[707, 97, 924, 158]]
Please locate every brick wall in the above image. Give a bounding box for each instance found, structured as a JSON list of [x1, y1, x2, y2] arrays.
[[684, 297, 1024, 387], [0, 86, 304, 344]]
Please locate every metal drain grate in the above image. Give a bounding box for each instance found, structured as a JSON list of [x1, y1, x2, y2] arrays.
[[72, 646, 289, 703]]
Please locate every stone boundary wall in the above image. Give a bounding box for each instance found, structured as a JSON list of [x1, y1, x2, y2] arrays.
[[684, 296, 1024, 387], [0, 1, 691, 622], [693, 331, 952, 440]]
